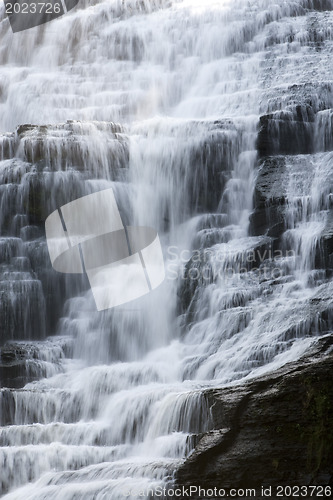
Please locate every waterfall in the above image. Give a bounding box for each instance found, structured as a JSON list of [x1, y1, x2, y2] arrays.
[[1, 0, 333, 497]]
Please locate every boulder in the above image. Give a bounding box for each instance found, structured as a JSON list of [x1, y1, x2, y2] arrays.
[[176, 336, 333, 493]]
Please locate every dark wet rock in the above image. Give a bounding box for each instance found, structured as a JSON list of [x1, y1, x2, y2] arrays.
[[264, 82, 333, 117], [0, 121, 126, 345], [258, 77, 333, 159], [15, 120, 129, 172], [257, 106, 315, 158], [177, 249, 214, 320], [176, 336, 333, 493], [178, 238, 274, 318], [250, 157, 287, 240], [0, 357, 45, 390], [169, 120, 240, 215], [250, 153, 333, 272], [0, 278, 46, 344], [0, 121, 129, 230], [188, 132, 234, 213], [316, 109, 333, 152], [0, 135, 15, 160], [2, 120, 128, 173], [0, 389, 15, 426], [195, 214, 229, 232], [0, 339, 72, 390], [16, 124, 47, 137], [19, 225, 43, 242], [309, 0, 333, 12], [316, 214, 333, 272]]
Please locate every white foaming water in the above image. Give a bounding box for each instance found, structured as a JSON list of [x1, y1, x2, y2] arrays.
[[1, 0, 333, 497]]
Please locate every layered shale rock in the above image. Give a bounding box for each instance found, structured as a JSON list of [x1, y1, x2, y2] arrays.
[[175, 2, 333, 493], [176, 336, 333, 493], [0, 121, 128, 344], [0, 338, 72, 389]]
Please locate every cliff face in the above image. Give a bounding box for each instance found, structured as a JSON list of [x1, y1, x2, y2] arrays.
[[176, 337, 333, 493], [174, 3, 333, 492]]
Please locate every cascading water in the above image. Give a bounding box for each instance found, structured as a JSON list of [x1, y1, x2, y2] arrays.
[[0, 0, 333, 498]]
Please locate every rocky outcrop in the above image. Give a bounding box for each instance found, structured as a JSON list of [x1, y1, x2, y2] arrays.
[[251, 78, 333, 271], [174, 7, 333, 491], [1, 121, 127, 169], [0, 121, 127, 345], [257, 107, 315, 158], [249, 156, 287, 240], [0, 338, 72, 390], [249, 153, 333, 271], [176, 336, 333, 494]]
